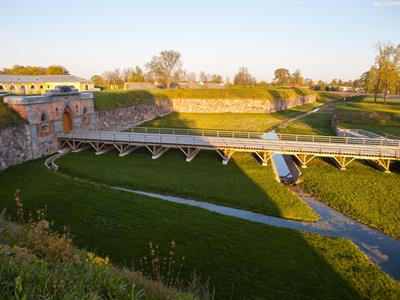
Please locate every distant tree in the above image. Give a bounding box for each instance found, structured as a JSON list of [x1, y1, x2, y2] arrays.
[[45, 65, 69, 75], [273, 68, 291, 86], [233, 67, 255, 85], [209, 74, 223, 83], [291, 69, 304, 86], [1, 64, 69, 75], [91, 75, 106, 88], [102, 69, 124, 90], [124, 66, 146, 82], [146, 50, 183, 88], [370, 42, 400, 103], [199, 71, 208, 83], [304, 78, 314, 87], [330, 79, 338, 87]]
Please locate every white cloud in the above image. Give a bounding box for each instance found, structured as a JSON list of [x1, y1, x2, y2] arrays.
[[373, 1, 400, 8]]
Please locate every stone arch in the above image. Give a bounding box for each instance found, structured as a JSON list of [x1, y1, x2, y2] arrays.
[[62, 107, 73, 133]]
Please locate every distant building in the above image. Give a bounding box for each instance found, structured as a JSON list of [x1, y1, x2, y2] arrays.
[[0, 74, 94, 95]]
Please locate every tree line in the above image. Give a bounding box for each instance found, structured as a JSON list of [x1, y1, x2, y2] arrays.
[[0, 65, 69, 75]]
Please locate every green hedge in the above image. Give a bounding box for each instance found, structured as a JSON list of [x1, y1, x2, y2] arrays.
[[0, 96, 26, 129]]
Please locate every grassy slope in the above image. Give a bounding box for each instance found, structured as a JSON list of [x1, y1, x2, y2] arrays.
[[336, 96, 400, 132], [0, 219, 194, 300], [93, 87, 314, 111], [58, 150, 317, 221], [144, 102, 321, 132], [0, 95, 26, 129], [277, 97, 400, 239], [0, 160, 399, 299]]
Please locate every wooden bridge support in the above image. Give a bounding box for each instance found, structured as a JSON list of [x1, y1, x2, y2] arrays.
[[254, 151, 273, 166], [373, 159, 392, 173], [146, 146, 169, 159], [332, 156, 355, 171], [217, 149, 235, 165], [179, 147, 201, 162], [117, 145, 141, 157], [95, 145, 114, 155], [294, 154, 315, 168]]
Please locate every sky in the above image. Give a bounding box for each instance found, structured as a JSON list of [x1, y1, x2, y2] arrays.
[[0, 0, 399, 82]]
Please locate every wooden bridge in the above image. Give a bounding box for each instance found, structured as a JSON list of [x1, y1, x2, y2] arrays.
[[57, 127, 400, 173]]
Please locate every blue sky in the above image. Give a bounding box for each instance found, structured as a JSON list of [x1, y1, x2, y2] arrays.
[[0, 0, 399, 81]]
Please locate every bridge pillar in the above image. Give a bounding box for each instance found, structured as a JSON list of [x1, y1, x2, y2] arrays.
[[217, 149, 234, 165], [179, 147, 201, 162], [118, 145, 141, 157], [146, 146, 169, 159], [254, 151, 272, 166], [294, 154, 315, 168], [332, 156, 355, 171], [373, 159, 391, 173]]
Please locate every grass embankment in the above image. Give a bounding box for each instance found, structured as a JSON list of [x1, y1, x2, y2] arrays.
[[0, 160, 399, 299], [278, 96, 400, 239], [335, 96, 400, 136], [0, 95, 26, 129], [145, 102, 322, 132], [58, 150, 318, 221], [0, 213, 195, 300], [93, 87, 315, 111]]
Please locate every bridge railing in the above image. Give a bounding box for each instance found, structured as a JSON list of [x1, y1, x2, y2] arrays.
[[128, 127, 400, 147]]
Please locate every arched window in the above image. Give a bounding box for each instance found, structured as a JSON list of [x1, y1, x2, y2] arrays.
[[0, 85, 4, 90], [76, 104, 79, 112], [39, 85, 44, 89], [21, 85, 26, 90], [9, 85, 16, 90], [56, 108, 59, 116], [41, 112, 47, 122], [83, 107, 88, 114], [30, 85, 36, 90], [85, 84, 88, 90]]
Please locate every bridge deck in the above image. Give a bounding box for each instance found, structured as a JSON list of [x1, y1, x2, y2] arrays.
[[57, 127, 400, 172]]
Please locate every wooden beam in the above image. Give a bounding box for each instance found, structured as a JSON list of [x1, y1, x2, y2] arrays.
[[294, 154, 315, 168], [332, 156, 355, 170]]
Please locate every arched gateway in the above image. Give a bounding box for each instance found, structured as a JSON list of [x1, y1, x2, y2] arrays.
[[62, 108, 73, 133]]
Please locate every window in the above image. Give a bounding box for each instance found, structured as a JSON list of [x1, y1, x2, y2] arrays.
[[56, 108, 59, 116], [83, 107, 88, 114], [76, 105, 79, 112], [41, 112, 47, 122], [39, 85, 44, 89], [40, 112, 49, 132], [30, 85, 36, 90], [47, 85, 50, 88], [85, 84, 88, 90], [0, 85, 4, 90], [10, 85, 16, 90]]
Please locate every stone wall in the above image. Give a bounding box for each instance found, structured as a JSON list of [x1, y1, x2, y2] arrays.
[[0, 125, 32, 170], [1, 95, 317, 169], [172, 95, 316, 113], [94, 100, 173, 131]]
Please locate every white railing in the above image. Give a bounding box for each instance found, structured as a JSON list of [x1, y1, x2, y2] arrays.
[[127, 127, 400, 147]]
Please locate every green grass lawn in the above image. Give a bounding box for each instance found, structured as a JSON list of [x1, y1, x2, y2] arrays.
[[142, 102, 322, 132], [277, 97, 400, 239], [93, 87, 315, 111], [58, 149, 318, 221], [0, 160, 399, 299]]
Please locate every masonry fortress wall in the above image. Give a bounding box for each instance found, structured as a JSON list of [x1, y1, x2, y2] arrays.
[[0, 94, 316, 169]]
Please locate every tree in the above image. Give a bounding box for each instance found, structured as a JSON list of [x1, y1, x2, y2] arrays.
[[91, 75, 106, 89], [273, 68, 291, 86], [209, 74, 223, 83], [291, 69, 304, 86], [124, 66, 146, 82], [1, 64, 69, 75], [102, 69, 124, 90], [371, 42, 400, 103], [146, 50, 183, 88], [199, 71, 208, 83], [233, 67, 255, 85], [45, 65, 69, 75]]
